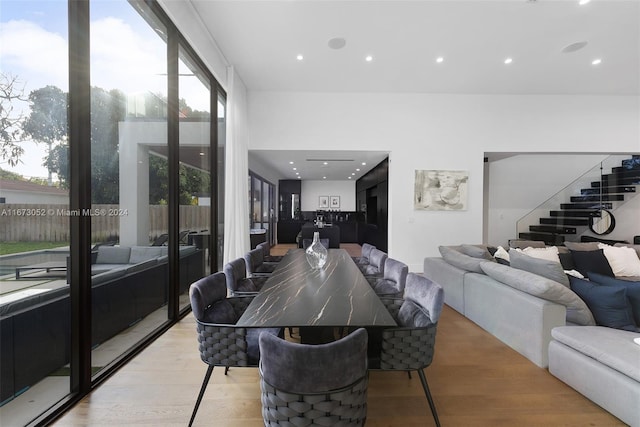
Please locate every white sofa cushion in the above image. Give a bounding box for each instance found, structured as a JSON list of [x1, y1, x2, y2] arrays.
[[481, 262, 595, 326], [552, 326, 640, 383]]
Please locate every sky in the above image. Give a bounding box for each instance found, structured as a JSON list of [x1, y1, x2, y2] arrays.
[[0, 0, 211, 179]]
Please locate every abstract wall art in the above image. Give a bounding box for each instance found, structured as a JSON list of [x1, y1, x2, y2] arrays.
[[414, 170, 468, 211]]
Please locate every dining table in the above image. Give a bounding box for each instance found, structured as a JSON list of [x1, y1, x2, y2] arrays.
[[236, 248, 397, 329]]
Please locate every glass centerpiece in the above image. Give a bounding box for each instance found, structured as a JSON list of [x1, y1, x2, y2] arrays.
[[305, 231, 328, 269]]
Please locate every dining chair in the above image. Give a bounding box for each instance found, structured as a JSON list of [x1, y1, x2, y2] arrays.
[[244, 247, 278, 277], [373, 272, 444, 427], [188, 271, 282, 427], [257, 241, 284, 263], [352, 242, 376, 266], [223, 257, 267, 295], [259, 328, 369, 426], [359, 248, 387, 278], [369, 257, 408, 297]]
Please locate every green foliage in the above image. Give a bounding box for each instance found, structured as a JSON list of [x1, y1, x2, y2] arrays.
[[0, 73, 27, 167], [0, 241, 69, 256]]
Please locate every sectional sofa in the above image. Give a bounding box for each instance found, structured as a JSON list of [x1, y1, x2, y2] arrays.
[[423, 242, 640, 426], [0, 245, 204, 404]]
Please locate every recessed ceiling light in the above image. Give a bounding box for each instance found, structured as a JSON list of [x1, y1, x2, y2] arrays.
[[298, 176, 302, 179], [561, 41, 588, 53], [323, 162, 328, 165], [328, 37, 346, 50], [504, 57, 513, 65], [436, 57, 444, 63], [351, 172, 355, 175], [361, 162, 366, 166], [356, 168, 360, 172], [579, 0, 590, 5], [592, 58, 602, 65], [199, 152, 204, 156], [296, 54, 303, 61], [323, 176, 326, 179], [348, 176, 352, 179], [365, 55, 373, 62], [289, 161, 294, 164], [293, 167, 297, 170]]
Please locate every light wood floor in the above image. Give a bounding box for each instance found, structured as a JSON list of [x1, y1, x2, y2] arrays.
[[52, 244, 625, 426]]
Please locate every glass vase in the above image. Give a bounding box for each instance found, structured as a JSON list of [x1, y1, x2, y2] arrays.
[[305, 231, 328, 269]]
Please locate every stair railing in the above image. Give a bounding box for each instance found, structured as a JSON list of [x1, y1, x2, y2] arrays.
[[515, 155, 637, 241]]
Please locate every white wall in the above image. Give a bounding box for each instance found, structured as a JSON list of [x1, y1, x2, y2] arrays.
[[301, 180, 356, 211], [248, 92, 640, 271]]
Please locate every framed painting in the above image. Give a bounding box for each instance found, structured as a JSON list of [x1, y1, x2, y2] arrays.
[[414, 170, 468, 211], [330, 196, 340, 209], [319, 196, 329, 208]]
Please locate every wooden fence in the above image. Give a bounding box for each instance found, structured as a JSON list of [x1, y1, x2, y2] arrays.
[[0, 204, 210, 243]]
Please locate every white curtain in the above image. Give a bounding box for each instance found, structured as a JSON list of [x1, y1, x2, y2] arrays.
[[223, 66, 251, 265]]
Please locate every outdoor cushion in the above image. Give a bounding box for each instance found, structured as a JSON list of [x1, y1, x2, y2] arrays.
[[95, 246, 131, 264], [129, 246, 166, 264], [481, 262, 595, 326]]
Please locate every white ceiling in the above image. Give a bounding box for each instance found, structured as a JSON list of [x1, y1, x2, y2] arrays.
[[249, 150, 389, 181], [188, 0, 639, 180], [191, 0, 639, 95]]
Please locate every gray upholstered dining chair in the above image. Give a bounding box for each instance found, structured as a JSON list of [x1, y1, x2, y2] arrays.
[[223, 257, 267, 295], [259, 328, 369, 427], [188, 271, 281, 427], [244, 247, 278, 277], [369, 257, 408, 297], [257, 241, 284, 263], [359, 248, 387, 278], [373, 273, 444, 427], [352, 242, 376, 266]]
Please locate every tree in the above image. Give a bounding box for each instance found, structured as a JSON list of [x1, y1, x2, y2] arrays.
[[0, 73, 28, 167], [22, 85, 68, 185]]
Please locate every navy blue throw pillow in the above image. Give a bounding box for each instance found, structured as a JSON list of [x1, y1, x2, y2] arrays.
[[569, 276, 637, 331], [588, 272, 640, 326], [569, 249, 615, 278]]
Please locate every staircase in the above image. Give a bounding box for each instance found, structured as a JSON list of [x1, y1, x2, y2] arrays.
[[518, 155, 640, 245]]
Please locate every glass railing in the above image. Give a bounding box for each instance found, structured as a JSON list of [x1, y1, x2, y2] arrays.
[[516, 155, 638, 240]]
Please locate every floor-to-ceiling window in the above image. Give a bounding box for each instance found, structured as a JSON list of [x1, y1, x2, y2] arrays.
[[89, 0, 169, 374], [216, 95, 226, 271], [249, 172, 275, 247], [0, 3, 70, 425], [0, 1, 225, 424], [178, 46, 210, 310]]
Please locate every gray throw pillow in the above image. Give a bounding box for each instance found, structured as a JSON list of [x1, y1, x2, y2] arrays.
[[480, 262, 595, 326], [509, 249, 570, 288], [439, 246, 490, 274], [563, 241, 600, 252], [508, 239, 546, 249], [460, 244, 494, 260]]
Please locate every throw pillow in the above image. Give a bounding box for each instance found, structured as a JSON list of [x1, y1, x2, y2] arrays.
[[569, 249, 615, 278], [460, 244, 494, 260], [493, 246, 510, 263], [564, 241, 600, 252], [509, 249, 570, 287], [519, 246, 561, 263], [439, 246, 490, 274], [480, 262, 595, 326], [508, 239, 546, 249], [588, 272, 640, 325], [597, 243, 640, 277], [568, 276, 637, 332]]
